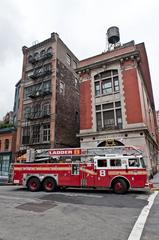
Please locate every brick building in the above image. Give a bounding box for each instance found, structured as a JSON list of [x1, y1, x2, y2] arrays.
[[77, 31, 158, 176], [156, 110, 159, 149], [0, 127, 16, 182], [15, 32, 80, 153], [156, 110, 159, 132]]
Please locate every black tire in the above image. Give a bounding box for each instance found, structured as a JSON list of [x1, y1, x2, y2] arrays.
[[42, 177, 57, 192], [113, 178, 128, 194], [27, 177, 41, 192]]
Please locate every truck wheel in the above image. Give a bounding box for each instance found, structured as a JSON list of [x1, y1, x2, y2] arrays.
[[113, 179, 127, 194], [42, 177, 57, 192], [27, 177, 41, 192]]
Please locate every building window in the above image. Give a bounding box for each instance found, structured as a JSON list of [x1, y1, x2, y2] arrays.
[[22, 127, 30, 145], [24, 106, 31, 119], [27, 70, 34, 80], [4, 139, 9, 151], [96, 112, 102, 131], [66, 53, 71, 66], [40, 49, 45, 57], [47, 47, 52, 54], [102, 79, 112, 94], [60, 81, 65, 95], [43, 103, 50, 116], [96, 101, 122, 131], [44, 64, 52, 72], [0, 155, 10, 176], [32, 125, 40, 144], [94, 70, 119, 96], [24, 86, 33, 99], [43, 80, 51, 92], [103, 110, 115, 128], [33, 103, 41, 118], [75, 78, 78, 88], [28, 55, 33, 63], [95, 82, 100, 96], [73, 60, 77, 69], [34, 52, 39, 60], [42, 124, 50, 142]]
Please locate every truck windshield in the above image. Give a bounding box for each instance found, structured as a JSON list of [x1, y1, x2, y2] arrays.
[[140, 157, 146, 168]]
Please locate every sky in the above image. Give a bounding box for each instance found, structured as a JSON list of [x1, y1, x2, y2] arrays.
[[0, 0, 159, 120]]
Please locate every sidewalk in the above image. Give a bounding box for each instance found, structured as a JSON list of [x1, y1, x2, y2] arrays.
[[150, 172, 159, 190], [0, 176, 10, 186]]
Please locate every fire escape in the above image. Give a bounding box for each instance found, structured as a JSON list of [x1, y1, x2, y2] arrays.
[[22, 48, 53, 147]]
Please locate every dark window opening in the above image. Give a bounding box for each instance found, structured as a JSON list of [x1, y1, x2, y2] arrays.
[[4, 139, 9, 151], [110, 159, 121, 167], [97, 159, 107, 168]]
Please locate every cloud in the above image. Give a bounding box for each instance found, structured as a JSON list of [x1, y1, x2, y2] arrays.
[[0, 0, 24, 64]]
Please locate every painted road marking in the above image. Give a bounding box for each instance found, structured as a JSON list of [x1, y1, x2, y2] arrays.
[[128, 191, 158, 240]]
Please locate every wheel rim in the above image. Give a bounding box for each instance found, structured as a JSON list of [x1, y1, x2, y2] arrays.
[[45, 181, 53, 191], [115, 182, 123, 192], [30, 181, 37, 190]]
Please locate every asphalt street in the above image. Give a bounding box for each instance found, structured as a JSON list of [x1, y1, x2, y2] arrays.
[[0, 186, 157, 240]]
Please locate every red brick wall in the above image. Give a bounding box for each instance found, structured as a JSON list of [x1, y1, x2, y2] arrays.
[[80, 80, 92, 130], [122, 66, 143, 124], [0, 132, 15, 152]]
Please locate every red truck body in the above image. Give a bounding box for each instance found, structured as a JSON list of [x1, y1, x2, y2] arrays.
[[12, 151, 149, 194]]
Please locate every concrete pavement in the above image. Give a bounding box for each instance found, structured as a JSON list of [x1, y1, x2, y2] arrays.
[[150, 172, 159, 190]]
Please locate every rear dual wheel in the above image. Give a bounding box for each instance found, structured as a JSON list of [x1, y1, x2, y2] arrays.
[[42, 177, 57, 192]]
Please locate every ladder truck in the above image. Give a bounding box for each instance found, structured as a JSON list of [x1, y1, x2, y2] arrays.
[[12, 146, 152, 194]]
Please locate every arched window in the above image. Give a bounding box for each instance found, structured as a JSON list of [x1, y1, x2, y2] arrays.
[[40, 50, 45, 57], [28, 55, 33, 63], [34, 52, 39, 60], [5, 139, 9, 151], [47, 47, 52, 54]]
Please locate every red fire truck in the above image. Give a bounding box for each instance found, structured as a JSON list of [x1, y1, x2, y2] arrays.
[[12, 147, 152, 194]]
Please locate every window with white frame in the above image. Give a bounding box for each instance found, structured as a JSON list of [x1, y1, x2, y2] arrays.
[[42, 124, 50, 142], [43, 103, 50, 116], [96, 101, 122, 131], [94, 70, 119, 96]]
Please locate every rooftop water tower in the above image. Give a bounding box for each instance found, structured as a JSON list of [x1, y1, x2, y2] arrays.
[[106, 26, 120, 50]]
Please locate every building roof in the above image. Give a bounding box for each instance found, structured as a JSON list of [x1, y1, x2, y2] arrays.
[[0, 127, 15, 134]]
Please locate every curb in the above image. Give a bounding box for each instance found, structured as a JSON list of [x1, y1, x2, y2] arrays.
[[0, 183, 13, 186], [150, 188, 159, 192]]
